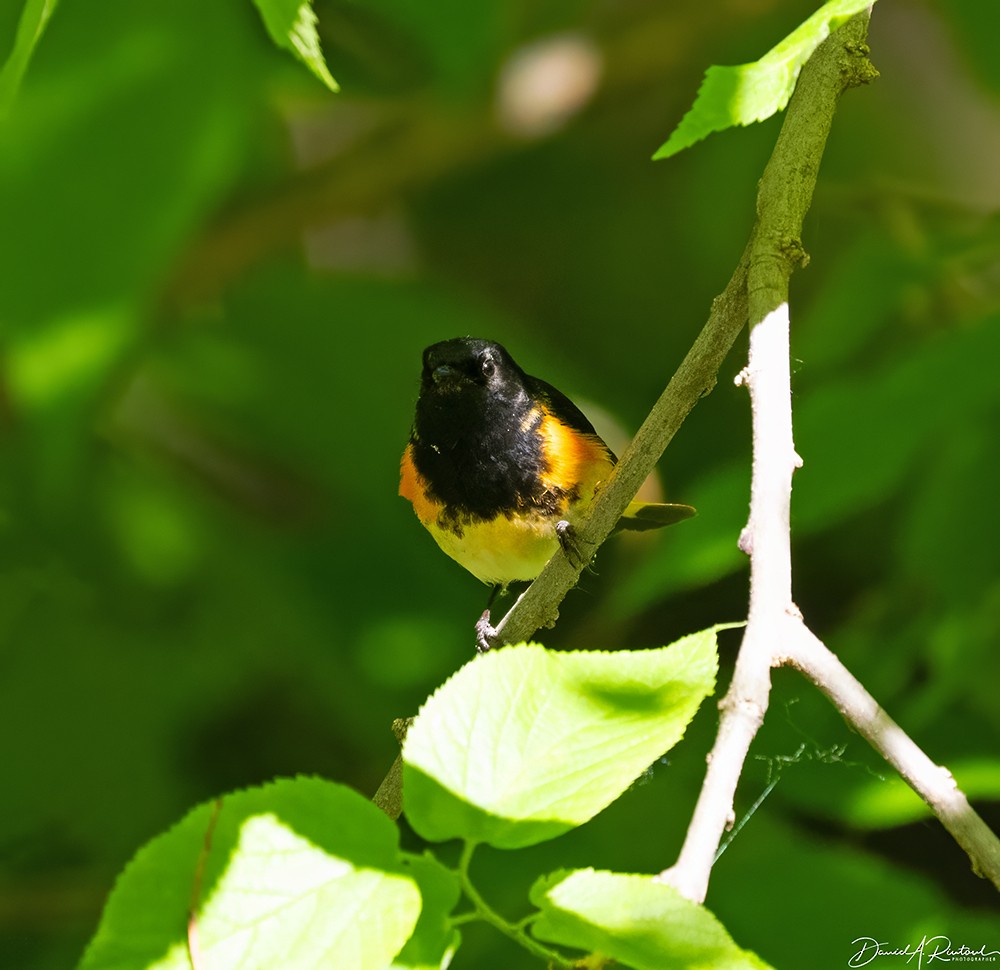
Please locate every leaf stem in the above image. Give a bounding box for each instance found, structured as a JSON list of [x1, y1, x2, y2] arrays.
[[456, 841, 575, 968]]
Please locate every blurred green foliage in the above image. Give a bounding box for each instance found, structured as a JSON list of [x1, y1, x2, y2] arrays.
[[1, 0, 998, 967]]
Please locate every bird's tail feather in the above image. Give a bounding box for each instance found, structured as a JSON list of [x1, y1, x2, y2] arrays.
[[617, 500, 697, 532]]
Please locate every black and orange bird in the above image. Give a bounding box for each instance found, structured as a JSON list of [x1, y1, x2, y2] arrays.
[[399, 338, 695, 623]]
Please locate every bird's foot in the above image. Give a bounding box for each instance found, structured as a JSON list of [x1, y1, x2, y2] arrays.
[[475, 609, 498, 653], [556, 520, 594, 570]]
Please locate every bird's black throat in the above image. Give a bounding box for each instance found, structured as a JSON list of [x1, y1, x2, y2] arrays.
[[410, 383, 554, 523]]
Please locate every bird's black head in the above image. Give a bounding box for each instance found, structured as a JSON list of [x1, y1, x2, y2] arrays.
[[411, 338, 545, 513], [420, 337, 527, 402]]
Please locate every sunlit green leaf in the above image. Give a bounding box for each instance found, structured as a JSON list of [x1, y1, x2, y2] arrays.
[[402, 631, 721, 849], [80, 777, 421, 970], [530, 869, 773, 969], [654, 0, 875, 159]]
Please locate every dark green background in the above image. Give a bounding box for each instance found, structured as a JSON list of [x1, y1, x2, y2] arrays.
[[2, 0, 998, 966]]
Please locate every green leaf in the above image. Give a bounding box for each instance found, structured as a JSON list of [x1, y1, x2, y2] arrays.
[[402, 630, 721, 849], [654, 0, 875, 159], [392, 854, 462, 970], [530, 869, 773, 970], [251, 0, 338, 91], [80, 777, 421, 970], [0, 0, 58, 117]]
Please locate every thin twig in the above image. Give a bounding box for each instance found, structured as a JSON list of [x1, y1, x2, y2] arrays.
[[371, 5, 846, 815], [787, 625, 1000, 890], [456, 842, 576, 968]]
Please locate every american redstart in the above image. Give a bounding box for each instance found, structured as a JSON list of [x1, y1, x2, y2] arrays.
[[400, 338, 695, 593]]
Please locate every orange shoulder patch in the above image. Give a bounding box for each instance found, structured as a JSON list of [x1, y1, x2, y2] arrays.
[[537, 411, 614, 498], [400, 444, 442, 525]]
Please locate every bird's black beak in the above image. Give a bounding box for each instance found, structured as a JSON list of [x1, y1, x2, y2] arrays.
[[432, 363, 458, 385]]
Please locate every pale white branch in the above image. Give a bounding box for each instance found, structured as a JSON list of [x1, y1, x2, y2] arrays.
[[787, 625, 1000, 891], [659, 304, 800, 904]]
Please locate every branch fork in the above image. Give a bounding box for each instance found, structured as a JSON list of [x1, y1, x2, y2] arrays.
[[659, 14, 1000, 901]]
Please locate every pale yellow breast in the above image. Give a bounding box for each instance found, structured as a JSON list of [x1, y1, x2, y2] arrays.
[[427, 511, 560, 586]]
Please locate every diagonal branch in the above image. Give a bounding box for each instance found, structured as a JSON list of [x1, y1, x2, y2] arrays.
[[488, 250, 749, 647]]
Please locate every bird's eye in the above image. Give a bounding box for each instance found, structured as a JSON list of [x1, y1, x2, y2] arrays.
[[480, 356, 495, 378]]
